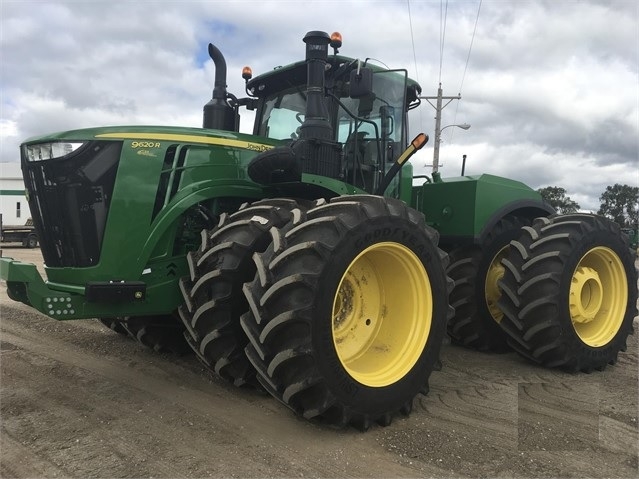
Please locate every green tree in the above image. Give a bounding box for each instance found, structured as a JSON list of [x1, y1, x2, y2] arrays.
[[537, 186, 580, 213], [597, 184, 639, 228]]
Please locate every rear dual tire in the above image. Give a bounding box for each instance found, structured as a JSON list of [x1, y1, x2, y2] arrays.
[[99, 318, 128, 336], [447, 216, 530, 352], [98, 314, 190, 354], [498, 214, 637, 372]]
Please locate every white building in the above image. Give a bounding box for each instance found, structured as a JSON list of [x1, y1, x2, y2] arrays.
[[0, 162, 31, 225]]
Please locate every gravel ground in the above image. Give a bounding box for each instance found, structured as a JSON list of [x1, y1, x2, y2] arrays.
[[1, 246, 637, 478]]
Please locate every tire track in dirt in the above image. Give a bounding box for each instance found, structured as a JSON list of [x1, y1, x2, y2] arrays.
[[1, 304, 446, 478], [0, 434, 68, 478], [388, 328, 639, 478]]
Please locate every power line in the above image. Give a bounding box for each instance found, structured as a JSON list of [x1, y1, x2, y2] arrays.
[[439, 0, 449, 84], [407, 0, 424, 142], [459, 0, 482, 96], [407, 0, 420, 86], [449, 0, 482, 144], [409, 0, 478, 172]]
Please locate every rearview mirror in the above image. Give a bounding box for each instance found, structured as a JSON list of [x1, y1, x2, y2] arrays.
[[349, 67, 373, 98]]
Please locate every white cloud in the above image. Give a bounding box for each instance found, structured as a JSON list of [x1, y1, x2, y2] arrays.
[[0, 0, 637, 213]]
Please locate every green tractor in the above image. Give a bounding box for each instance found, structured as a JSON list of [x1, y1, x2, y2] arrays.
[[2, 31, 636, 429]]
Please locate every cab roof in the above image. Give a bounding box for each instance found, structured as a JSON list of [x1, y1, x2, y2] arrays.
[[247, 54, 422, 103]]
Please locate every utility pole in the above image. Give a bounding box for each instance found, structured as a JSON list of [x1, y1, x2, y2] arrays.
[[420, 84, 462, 175]]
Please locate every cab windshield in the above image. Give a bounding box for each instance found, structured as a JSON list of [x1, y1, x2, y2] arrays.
[[258, 85, 307, 141]]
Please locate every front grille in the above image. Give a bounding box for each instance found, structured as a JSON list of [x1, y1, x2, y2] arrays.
[[22, 141, 122, 267]]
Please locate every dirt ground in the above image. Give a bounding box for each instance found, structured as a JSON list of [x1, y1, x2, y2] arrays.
[[1, 245, 637, 478]]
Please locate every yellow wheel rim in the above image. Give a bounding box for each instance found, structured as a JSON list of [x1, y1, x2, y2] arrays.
[[332, 242, 432, 387], [484, 246, 509, 323], [569, 247, 627, 347]]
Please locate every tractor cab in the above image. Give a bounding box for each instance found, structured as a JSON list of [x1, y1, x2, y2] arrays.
[[228, 33, 422, 195]]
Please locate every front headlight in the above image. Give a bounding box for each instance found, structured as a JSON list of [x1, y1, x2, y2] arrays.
[[25, 142, 85, 161]]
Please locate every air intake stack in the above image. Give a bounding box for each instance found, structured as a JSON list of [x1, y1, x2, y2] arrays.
[[291, 31, 342, 178], [298, 31, 333, 141], [248, 30, 343, 185]]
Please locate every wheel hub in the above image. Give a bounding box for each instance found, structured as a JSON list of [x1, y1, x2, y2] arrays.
[[333, 279, 354, 331], [332, 242, 432, 387], [485, 246, 509, 323], [569, 246, 627, 347], [569, 266, 603, 324], [332, 268, 381, 360]]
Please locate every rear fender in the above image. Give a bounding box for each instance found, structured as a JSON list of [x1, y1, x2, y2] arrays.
[[477, 201, 555, 244]]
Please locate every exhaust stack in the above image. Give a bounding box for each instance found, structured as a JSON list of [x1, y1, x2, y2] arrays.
[[203, 43, 238, 131]]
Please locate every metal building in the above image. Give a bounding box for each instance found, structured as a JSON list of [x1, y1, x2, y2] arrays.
[[0, 162, 30, 225]]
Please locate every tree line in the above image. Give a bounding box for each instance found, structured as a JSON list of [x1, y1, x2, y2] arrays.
[[537, 184, 639, 228]]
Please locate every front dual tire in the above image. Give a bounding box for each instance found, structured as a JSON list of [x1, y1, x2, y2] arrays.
[[241, 195, 452, 429]]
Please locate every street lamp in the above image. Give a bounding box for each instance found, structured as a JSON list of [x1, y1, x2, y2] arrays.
[[442, 123, 471, 132], [432, 123, 471, 173]]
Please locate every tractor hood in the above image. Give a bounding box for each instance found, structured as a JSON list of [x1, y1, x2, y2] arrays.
[[19, 125, 279, 273], [21, 125, 280, 155]]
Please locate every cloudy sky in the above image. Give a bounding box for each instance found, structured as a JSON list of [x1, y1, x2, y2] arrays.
[[1, 0, 637, 212]]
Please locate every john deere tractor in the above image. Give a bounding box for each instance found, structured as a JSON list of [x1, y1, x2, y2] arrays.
[[2, 31, 636, 430]]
